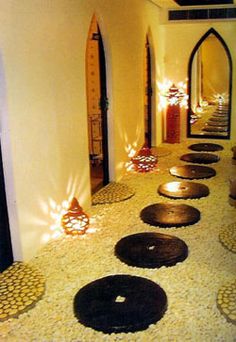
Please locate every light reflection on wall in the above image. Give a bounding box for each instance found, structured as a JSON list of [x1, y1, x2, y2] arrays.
[[157, 78, 188, 110]]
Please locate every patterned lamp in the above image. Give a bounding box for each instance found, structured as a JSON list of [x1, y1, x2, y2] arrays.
[[131, 147, 157, 172], [61, 197, 89, 235]]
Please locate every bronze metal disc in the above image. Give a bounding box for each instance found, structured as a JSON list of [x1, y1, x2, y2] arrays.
[[158, 181, 209, 199], [180, 153, 220, 164], [169, 165, 216, 179], [115, 232, 188, 268], [209, 117, 228, 123], [206, 121, 228, 127], [188, 143, 223, 152], [74, 274, 167, 333], [140, 203, 200, 228], [202, 126, 228, 133]]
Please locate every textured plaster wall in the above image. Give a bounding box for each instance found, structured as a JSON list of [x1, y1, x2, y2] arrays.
[[162, 20, 236, 141], [0, 0, 161, 260]]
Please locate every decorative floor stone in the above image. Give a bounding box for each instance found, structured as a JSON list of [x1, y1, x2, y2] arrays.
[[188, 143, 224, 152], [92, 182, 134, 205], [209, 117, 228, 123], [219, 223, 236, 254], [180, 153, 220, 164], [115, 232, 188, 268], [0, 262, 45, 322], [206, 121, 228, 127], [140, 203, 200, 228], [73, 274, 167, 333], [217, 279, 236, 325], [170, 165, 216, 180], [229, 195, 236, 207], [151, 146, 172, 158], [158, 181, 209, 199], [202, 126, 228, 133]]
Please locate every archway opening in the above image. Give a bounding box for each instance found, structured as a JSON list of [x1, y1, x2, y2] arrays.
[[144, 36, 153, 148]]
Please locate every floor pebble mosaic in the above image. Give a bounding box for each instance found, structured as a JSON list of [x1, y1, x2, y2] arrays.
[[0, 139, 235, 341]]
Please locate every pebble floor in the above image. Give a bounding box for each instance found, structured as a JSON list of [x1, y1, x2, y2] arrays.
[[0, 139, 236, 342]]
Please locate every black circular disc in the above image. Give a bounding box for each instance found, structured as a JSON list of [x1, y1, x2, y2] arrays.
[[140, 203, 200, 228], [202, 126, 228, 133], [180, 153, 220, 164], [206, 121, 228, 127], [212, 113, 228, 118], [115, 232, 188, 268], [74, 274, 167, 333], [209, 117, 228, 123], [170, 164, 216, 179], [158, 181, 209, 199], [188, 143, 223, 152]]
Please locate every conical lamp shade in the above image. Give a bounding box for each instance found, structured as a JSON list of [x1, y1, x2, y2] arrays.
[[61, 197, 89, 235]]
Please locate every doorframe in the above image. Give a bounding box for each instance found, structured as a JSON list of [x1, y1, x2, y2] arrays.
[[0, 54, 22, 265]]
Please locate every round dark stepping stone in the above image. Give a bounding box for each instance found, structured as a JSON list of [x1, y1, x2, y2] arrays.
[[212, 113, 228, 118], [73, 274, 167, 333], [209, 117, 228, 123], [158, 181, 209, 199], [170, 164, 216, 179], [115, 232, 188, 268], [140, 203, 200, 228], [180, 152, 220, 164], [188, 143, 223, 152], [202, 126, 228, 133], [206, 121, 228, 127]]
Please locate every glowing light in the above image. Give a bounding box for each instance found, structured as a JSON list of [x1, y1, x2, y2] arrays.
[[61, 197, 89, 236], [157, 79, 188, 109], [131, 147, 157, 173]]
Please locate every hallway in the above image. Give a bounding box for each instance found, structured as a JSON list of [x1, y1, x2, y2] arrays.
[[0, 139, 235, 341]]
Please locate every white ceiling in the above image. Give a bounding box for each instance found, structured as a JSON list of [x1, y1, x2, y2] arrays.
[[150, 0, 236, 9]]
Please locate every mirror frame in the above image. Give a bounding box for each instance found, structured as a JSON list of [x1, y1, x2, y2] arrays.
[[187, 28, 233, 139]]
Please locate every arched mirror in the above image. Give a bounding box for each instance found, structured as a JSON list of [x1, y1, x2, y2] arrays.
[[187, 28, 232, 139]]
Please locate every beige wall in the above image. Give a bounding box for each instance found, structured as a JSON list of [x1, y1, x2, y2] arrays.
[[162, 20, 236, 141], [0, 0, 161, 260]]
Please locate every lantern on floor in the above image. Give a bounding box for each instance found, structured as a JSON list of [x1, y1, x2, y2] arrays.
[[131, 147, 157, 172], [61, 197, 89, 235], [165, 84, 182, 144]]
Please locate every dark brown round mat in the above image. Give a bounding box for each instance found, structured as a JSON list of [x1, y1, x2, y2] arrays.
[[180, 153, 220, 164], [73, 274, 167, 333], [202, 126, 228, 133], [158, 181, 209, 199], [140, 203, 200, 228], [188, 143, 223, 152], [206, 121, 228, 127], [115, 232, 188, 268], [170, 165, 216, 179], [212, 113, 229, 118], [209, 117, 228, 122]]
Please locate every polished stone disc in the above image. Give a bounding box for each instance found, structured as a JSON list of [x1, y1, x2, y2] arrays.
[[158, 181, 209, 199], [180, 153, 220, 164], [209, 117, 228, 123], [170, 165, 216, 179], [188, 143, 223, 152], [115, 232, 188, 268], [74, 274, 167, 333], [140, 203, 200, 228], [203, 126, 228, 133], [206, 121, 228, 127], [212, 113, 229, 118]]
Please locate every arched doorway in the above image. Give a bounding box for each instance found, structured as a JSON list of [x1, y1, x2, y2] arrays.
[[0, 143, 13, 272], [187, 28, 232, 139], [86, 15, 109, 194], [144, 36, 153, 148]]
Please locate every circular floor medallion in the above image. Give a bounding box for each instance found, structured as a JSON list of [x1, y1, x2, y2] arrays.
[[0, 262, 45, 322], [188, 143, 223, 152], [158, 181, 209, 199], [73, 274, 167, 333], [206, 121, 228, 127], [180, 153, 220, 164], [202, 126, 228, 133], [170, 165, 216, 179], [219, 223, 236, 253], [212, 113, 229, 118], [217, 279, 236, 325], [115, 232, 188, 268], [92, 182, 135, 205], [140, 203, 200, 228], [209, 117, 228, 123]]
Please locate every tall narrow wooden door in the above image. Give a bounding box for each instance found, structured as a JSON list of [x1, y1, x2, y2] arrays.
[[0, 144, 13, 272], [144, 37, 152, 148], [86, 16, 109, 194]]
